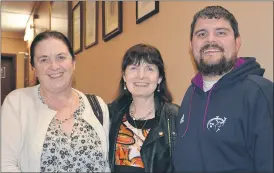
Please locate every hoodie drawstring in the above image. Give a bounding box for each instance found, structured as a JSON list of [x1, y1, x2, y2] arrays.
[[182, 85, 216, 136], [182, 87, 196, 137], [202, 86, 214, 131]]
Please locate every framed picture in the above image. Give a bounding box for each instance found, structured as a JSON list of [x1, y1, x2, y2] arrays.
[[72, 2, 83, 54], [1, 67, 6, 78], [136, 1, 159, 24], [102, 1, 123, 42], [84, 1, 98, 49]]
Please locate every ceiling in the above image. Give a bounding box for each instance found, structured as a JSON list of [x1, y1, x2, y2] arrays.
[[1, 1, 36, 33]]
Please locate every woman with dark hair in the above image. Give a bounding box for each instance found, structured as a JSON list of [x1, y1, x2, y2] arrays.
[[1, 31, 110, 172], [108, 43, 179, 173]]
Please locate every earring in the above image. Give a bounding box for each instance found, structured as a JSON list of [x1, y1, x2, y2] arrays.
[[124, 82, 127, 90], [157, 84, 160, 92]]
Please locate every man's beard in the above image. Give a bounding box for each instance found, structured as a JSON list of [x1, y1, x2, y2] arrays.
[[194, 56, 236, 76], [194, 42, 236, 76]]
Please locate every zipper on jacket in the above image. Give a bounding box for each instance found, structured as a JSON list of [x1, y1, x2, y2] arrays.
[[167, 118, 172, 159]]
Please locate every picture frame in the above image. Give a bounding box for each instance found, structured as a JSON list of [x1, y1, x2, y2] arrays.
[[136, 1, 159, 24], [72, 2, 83, 54], [84, 1, 98, 49], [1, 67, 6, 78], [102, 1, 123, 42]]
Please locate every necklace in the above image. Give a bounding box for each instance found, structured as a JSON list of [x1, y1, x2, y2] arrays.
[[55, 93, 76, 137], [129, 101, 154, 120], [129, 101, 154, 136], [132, 118, 148, 137], [40, 87, 76, 127], [55, 92, 75, 125]]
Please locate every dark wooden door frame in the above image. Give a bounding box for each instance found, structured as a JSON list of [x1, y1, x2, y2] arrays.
[[24, 53, 29, 87], [1, 53, 17, 89]]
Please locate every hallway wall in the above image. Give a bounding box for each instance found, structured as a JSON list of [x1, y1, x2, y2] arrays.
[[72, 1, 273, 104], [1, 31, 26, 88]]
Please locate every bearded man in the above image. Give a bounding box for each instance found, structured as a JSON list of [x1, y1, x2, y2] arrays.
[[173, 5, 273, 173]]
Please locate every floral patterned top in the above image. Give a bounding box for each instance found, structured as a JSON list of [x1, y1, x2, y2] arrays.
[[39, 90, 106, 172]]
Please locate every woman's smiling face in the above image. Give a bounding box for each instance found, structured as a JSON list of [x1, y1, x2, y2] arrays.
[[33, 38, 75, 92]]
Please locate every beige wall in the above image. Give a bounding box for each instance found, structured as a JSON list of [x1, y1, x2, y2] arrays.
[[1, 31, 26, 88], [72, 1, 273, 105], [51, 1, 69, 37], [25, 1, 51, 86], [34, 2, 51, 35], [25, 14, 36, 86]]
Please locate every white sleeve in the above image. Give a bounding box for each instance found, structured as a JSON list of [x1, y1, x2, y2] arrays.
[[1, 94, 22, 172]]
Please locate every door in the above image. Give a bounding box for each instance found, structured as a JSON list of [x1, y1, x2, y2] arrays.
[[24, 55, 29, 87], [1, 55, 16, 105]]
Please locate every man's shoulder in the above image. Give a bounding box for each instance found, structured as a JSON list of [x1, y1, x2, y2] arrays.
[[182, 85, 195, 100], [245, 75, 273, 116], [246, 75, 273, 87], [244, 75, 273, 95]]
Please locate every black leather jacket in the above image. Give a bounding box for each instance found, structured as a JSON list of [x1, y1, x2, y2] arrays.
[[108, 96, 179, 173]]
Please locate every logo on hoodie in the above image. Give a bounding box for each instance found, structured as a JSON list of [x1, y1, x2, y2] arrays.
[[207, 116, 227, 132], [180, 114, 185, 124]]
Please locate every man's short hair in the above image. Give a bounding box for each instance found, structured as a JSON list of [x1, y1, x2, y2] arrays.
[[190, 6, 240, 40]]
